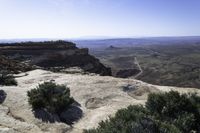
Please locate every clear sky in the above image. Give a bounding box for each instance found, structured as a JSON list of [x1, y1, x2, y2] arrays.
[[0, 0, 200, 39]]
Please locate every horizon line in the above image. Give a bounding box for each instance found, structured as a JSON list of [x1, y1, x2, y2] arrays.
[[0, 35, 200, 41]]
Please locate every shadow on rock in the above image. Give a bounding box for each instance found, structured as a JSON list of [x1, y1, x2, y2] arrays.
[[33, 109, 61, 123], [59, 105, 83, 125], [0, 90, 7, 104], [123, 84, 137, 92], [33, 103, 83, 125]]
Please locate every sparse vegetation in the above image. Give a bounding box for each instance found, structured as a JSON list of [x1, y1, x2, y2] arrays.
[[91, 43, 200, 88], [85, 91, 200, 133], [27, 81, 74, 113], [0, 73, 17, 86]]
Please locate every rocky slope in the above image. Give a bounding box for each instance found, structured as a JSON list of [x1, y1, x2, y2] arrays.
[[0, 55, 32, 74], [0, 41, 111, 76], [0, 69, 199, 133]]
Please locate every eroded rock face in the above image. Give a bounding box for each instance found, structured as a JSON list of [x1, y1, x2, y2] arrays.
[[0, 41, 111, 76], [122, 84, 161, 100], [85, 98, 108, 109], [0, 55, 32, 74]]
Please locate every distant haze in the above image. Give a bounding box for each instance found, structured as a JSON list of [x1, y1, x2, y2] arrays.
[[0, 0, 200, 39]]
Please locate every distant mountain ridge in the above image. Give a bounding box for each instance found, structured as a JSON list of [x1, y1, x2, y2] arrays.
[[74, 36, 200, 48], [1, 36, 200, 48]]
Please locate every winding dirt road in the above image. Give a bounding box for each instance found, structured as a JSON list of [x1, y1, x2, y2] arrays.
[[133, 57, 143, 78]]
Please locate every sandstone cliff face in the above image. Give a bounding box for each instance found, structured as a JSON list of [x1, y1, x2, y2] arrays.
[[0, 41, 111, 76]]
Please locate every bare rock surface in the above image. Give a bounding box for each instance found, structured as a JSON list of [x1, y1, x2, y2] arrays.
[[1, 69, 200, 133]]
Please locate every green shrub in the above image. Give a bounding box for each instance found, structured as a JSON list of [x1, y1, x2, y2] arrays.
[[27, 81, 74, 113], [85, 91, 200, 133], [85, 105, 158, 133], [0, 73, 17, 86], [146, 91, 200, 131], [158, 122, 181, 133]]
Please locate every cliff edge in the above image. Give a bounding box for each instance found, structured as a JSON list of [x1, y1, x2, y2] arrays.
[[0, 40, 111, 76]]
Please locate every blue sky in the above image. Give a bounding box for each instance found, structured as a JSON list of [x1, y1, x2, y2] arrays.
[[0, 0, 200, 39]]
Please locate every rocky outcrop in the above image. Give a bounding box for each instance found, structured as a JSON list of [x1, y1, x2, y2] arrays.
[[106, 45, 121, 50], [1, 69, 199, 133], [0, 55, 32, 74], [0, 41, 111, 76]]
